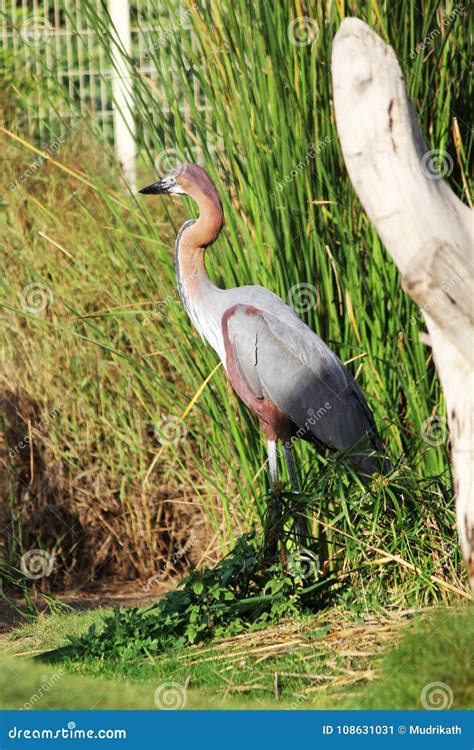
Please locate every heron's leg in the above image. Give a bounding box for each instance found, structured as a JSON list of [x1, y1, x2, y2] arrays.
[[264, 439, 281, 562], [268, 438, 278, 485], [283, 441, 307, 547]]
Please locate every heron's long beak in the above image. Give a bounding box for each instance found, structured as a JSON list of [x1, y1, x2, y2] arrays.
[[138, 179, 169, 195], [139, 175, 185, 197]]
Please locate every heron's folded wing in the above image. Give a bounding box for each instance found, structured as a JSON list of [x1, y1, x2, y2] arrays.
[[224, 305, 264, 400], [224, 304, 375, 450]]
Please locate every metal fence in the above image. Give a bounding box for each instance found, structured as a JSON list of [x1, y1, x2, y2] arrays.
[[0, 0, 211, 187]]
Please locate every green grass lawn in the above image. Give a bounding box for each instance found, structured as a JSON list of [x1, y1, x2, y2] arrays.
[[1, 604, 471, 711]]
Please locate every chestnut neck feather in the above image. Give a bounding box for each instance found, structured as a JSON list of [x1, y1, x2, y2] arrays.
[[175, 184, 224, 366], [173, 184, 226, 359], [175, 186, 224, 295]]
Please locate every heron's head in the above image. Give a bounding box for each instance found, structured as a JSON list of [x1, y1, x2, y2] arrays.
[[139, 163, 223, 214]]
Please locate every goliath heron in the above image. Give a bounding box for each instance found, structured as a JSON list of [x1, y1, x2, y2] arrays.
[[139, 163, 389, 551]]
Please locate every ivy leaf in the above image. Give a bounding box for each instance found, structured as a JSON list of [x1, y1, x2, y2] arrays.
[[193, 581, 204, 596]]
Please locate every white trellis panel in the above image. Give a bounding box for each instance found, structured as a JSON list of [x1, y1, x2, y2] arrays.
[[0, 0, 213, 183], [1, 0, 118, 141]]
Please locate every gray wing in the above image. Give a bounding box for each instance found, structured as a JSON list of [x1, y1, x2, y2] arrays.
[[224, 303, 377, 451]]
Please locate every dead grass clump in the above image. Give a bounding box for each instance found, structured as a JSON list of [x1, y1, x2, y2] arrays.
[[0, 132, 214, 591]]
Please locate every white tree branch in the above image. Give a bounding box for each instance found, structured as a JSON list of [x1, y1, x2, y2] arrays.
[[332, 18, 474, 589]]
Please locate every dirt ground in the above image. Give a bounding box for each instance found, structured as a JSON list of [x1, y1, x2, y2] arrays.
[[0, 579, 177, 636]]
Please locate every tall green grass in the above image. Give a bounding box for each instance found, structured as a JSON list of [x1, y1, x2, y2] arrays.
[[0, 1, 471, 601]]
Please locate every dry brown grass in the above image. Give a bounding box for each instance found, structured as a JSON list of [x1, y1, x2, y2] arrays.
[[0, 131, 215, 590], [166, 607, 418, 702]]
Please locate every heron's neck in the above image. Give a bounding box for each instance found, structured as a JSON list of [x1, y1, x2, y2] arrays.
[[174, 192, 225, 358], [174, 222, 209, 297], [174, 190, 224, 303]]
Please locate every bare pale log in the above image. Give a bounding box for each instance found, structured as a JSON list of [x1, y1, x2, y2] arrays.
[[332, 18, 474, 588]]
